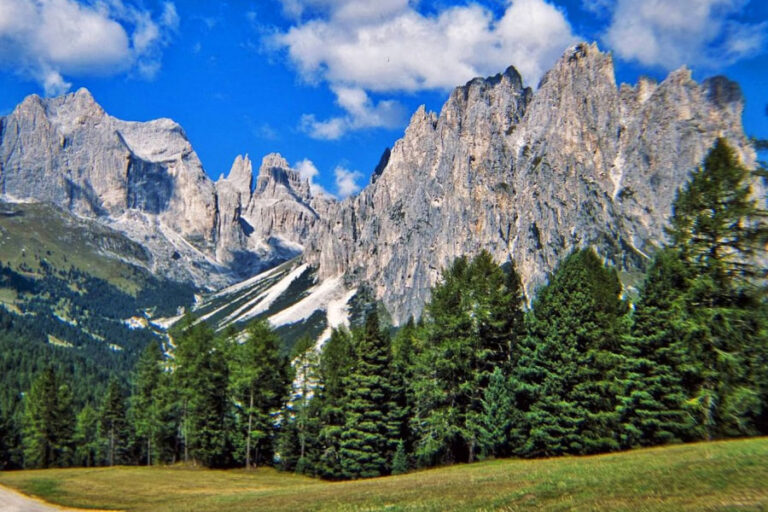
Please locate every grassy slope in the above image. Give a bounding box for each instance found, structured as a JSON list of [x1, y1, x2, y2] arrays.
[[0, 201, 151, 294], [1, 438, 766, 511]]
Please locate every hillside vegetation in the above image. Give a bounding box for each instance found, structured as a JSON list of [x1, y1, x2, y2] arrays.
[[1, 437, 766, 511]]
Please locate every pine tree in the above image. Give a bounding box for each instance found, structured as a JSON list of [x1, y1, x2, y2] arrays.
[[391, 440, 408, 475], [22, 367, 75, 468], [476, 367, 517, 458], [315, 327, 355, 478], [152, 370, 182, 464], [0, 403, 8, 470], [100, 378, 129, 466], [131, 343, 163, 465], [74, 404, 99, 467], [667, 138, 767, 285], [339, 312, 392, 478], [281, 336, 321, 474], [618, 249, 698, 447], [228, 320, 291, 468], [660, 138, 768, 439], [516, 249, 628, 457], [411, 252, 525, 465], [389, 318, 417, 461], [174, 322, 231, 467]]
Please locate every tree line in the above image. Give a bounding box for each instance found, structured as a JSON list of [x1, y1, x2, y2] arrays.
[[4, 138, 767, 477], [275, 138, 768, 476]]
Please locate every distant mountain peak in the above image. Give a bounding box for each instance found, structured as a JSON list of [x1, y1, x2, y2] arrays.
[[256, 153, 312, 202], [0, 42, 761, 329]]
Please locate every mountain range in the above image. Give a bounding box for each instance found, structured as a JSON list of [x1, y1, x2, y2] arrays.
[[0, 42, 761, 344]]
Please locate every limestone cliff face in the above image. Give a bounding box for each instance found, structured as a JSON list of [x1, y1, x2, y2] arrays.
[[215, 153, 332, 277], [0, 43, 759, 321], [0, 90, 326, 288], [304, 43, 758, 323]]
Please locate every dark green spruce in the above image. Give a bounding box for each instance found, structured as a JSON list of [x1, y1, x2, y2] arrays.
[[516, 248, 628, 457]]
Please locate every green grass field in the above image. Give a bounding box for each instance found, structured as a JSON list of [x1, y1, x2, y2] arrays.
[[1, 438, 767, 511]]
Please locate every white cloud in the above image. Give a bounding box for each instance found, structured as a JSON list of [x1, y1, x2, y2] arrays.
[[334, 166, 363, 198], [300, 86, 407, 140], [273, 0, 577, 137], [602, 0, 767, 70], [279, 0, 411, 22], [295, 158, 332, 196], [276, 0, 576, 91], [581, 0, 613, 15], [42, 69, 72, 97], [0, 0, 178, 95], [300, 114, 347, 140]]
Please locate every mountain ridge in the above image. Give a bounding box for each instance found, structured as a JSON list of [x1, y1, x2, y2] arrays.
[[304, 42, 759, 323], [0, 41, 761, 329]]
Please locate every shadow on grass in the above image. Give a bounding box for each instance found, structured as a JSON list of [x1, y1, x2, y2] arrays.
[[20, 477, 65, 501]]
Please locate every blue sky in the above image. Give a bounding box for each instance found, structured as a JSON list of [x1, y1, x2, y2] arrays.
[[0, 0, 766, 197]]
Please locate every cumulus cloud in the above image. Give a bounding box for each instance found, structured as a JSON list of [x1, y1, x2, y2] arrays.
[[0, 0, 178, 95], [334, 166, 363, 198], [300, 86, 407, 140], [601, 0, 767, 70], [273, 0, 577, 138], [295, 158, 332, 196], [293, 158, 359, 198]]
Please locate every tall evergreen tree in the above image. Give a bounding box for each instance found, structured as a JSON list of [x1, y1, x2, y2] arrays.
[[476, 367, 517, 458], [174, 322, 231, 467], [667, 138, 767, 284], [131, 343, 163, 465], [228, 320, 291, 468], [74, 404, 99, 467], [516, 248, 628, 457], [339, 311, 393, 478], [22, 367, 75, 468], [276, 336, 321, 474], [99, 377, 129, 466], [389, 318, 418, 463], [152, 370, 182, 464], [314, 327, 355, 478], [618, 249, 698, 447], [0, 403, 9, 470], [656, 138, 768, 439], [411, 252, 525, 465]]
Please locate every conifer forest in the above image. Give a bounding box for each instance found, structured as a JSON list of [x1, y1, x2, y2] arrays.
[[1, 139, 767, 481]]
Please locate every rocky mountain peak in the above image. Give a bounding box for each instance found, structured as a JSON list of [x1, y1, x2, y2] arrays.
[[44, 87, 106, 127], [255, 153, 312, 202], [219, 154, 253, 196], [703, 75, 744, 110], [304, 41, 760, 324], [0, 42, 760, 328], [458, 63, 525, 99]]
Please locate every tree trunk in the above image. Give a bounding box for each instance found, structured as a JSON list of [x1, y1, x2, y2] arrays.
[[109, 426, 115, 466], [246, 389, 254, 469], [183, 400, 189, 463], [147, 437, 152, 466], [705, 390, 714, 442]]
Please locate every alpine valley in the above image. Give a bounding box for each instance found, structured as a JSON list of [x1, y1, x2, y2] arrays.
[[0, 42, 759, 359]]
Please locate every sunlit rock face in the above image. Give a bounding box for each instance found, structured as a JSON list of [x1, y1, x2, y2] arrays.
[[303, 43, 757, 323], [0, 89, 329, 288], [0, 43, 758, 322]]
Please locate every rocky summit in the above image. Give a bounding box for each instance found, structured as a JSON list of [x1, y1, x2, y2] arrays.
[[304, 42, 760, 323], [0, 90, 326, 289], [0, 42, 761, 325]]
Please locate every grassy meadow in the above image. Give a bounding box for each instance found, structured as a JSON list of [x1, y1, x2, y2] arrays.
[[1, 437, 767, 511]]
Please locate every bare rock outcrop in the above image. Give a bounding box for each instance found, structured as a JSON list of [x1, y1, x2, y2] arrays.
[[304, 43, 758, 323]]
